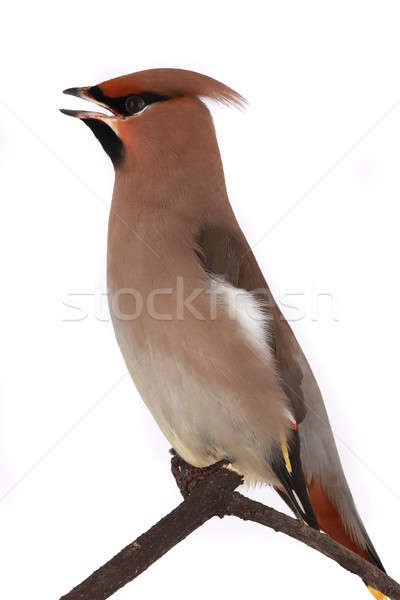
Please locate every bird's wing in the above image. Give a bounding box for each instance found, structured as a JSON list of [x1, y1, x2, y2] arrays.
[[196, 220, 385, 574]]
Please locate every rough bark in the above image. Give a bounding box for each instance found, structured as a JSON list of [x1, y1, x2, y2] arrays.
[[60, 453, 399, 600]]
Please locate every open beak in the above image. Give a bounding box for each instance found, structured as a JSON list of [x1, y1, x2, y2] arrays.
[[60, 86, 116, 120]]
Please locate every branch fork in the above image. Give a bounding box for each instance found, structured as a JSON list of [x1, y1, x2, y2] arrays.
[[60, 452, 399, 600]]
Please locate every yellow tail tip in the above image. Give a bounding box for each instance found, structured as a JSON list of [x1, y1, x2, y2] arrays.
[[367, 585, 386, 600]]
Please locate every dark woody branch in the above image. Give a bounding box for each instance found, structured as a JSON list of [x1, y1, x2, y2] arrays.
[[60, 453, 399, 600]]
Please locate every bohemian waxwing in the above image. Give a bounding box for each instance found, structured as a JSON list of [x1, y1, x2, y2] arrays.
[[61, 68, 386, 599]]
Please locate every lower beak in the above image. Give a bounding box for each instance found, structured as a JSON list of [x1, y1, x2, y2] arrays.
[[59, 108, 111, 120], [60, 86, 113, 120]]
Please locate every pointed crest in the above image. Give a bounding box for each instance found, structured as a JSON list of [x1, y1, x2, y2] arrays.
[[98, 68, 247, 109]]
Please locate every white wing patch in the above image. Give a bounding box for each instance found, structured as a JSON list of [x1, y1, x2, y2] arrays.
[[292, 489, 306, 514], [209, 276, 273, 358]]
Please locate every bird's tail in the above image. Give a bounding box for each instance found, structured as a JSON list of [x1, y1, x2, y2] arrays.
[[272, 423, 386, 599], [306, 477, 386, 600], [367, 586, 386, 600]]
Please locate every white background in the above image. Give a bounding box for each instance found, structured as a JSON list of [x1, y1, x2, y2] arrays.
[[1, 1, 399, 599]]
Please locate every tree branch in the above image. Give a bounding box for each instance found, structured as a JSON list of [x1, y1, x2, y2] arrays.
[[60, 453, 399, 600], [226, 494, 399, 598]]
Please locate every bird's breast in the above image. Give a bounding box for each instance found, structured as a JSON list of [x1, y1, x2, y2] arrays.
[[106, 211, 289, 483]]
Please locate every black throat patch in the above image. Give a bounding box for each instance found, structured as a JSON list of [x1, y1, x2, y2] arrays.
[[82, 119, 124, 167]]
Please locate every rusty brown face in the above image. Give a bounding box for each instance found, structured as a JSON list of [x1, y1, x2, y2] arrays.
[[60, 84, 170, 166], [60, 68, 245, 167]]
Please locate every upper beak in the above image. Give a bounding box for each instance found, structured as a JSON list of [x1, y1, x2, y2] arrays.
[[60, 86, 115, 120], [63, 87, 89, 99]]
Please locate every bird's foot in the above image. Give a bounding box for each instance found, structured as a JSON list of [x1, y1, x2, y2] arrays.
[[170, 449, 230, 498]]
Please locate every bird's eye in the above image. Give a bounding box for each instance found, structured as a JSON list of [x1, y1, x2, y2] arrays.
[[125, 95, 146, 115]]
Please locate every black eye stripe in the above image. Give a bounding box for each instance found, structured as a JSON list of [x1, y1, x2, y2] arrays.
[[88, 86, 170, 116]]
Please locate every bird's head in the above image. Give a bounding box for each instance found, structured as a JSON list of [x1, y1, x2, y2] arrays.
[[61, 68, 246, 172]]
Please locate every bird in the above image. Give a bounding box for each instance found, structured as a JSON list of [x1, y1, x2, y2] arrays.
[[61, 68, 386, 598]]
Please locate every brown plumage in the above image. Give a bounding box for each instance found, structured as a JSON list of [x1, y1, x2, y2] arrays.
[[61, 68, 386, 597], [99, 68, 247, 107]]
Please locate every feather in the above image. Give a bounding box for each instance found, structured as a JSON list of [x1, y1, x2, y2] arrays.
[[98, 68, 247, 109], [196, 220, 385, 569], [271, 425, 319, 529]]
